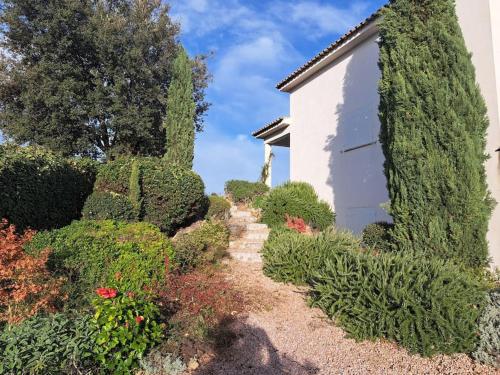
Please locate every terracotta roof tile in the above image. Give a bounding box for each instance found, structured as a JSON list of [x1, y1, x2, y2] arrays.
[[252, 117, 284, 137], [276, 8, 383, 91]]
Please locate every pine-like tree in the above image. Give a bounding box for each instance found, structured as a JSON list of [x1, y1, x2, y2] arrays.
[[164, 48, 196, 169], [378, 0, 493, 267]]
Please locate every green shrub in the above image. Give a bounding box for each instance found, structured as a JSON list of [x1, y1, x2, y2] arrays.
[[0, 312, 98, 374], [310, 250, 487, 356], [141, 162, 208, 234], [473, 289, 500, 367], [206, 195, 231, 220], [262, 228, 360, 285], [260, 182, 334, 230], [26, 220, 175, 308], [0, 145, 97, 231], [362, 222, 394, 252], [224, 180, 269, 203], [89, 158, 208, 234], [92, 290, 163, 373], [173, 220, 230, 272], [82, 191, 137, 222]]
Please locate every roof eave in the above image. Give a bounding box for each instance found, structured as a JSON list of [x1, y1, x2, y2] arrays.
[[277, 12, 382, 93]]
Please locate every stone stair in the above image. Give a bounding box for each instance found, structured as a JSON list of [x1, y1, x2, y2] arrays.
[[227, 205, 269, 263]]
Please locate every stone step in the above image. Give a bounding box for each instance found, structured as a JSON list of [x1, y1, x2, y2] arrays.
[[246, 223, 268, 231], [231, 210, 253, 218], [244, 231, 269, 241], [229, 240, 264, 251], [231, 252, 262, 263]]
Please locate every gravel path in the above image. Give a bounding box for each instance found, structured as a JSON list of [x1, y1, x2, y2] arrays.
[[192, 206, 498, 375]]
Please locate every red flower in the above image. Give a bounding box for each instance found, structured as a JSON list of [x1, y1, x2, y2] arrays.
[[96, 288, 117, 299], [135, 315, 144, 324], [126, 291, 135, 298], [285, 215, 308, 233]]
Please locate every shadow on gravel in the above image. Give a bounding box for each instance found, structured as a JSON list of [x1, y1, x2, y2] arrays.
[[194, 316, 320, 375]]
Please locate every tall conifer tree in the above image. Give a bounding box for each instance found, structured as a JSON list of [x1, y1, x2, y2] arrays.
[[164, 48, 196, 169], [378, 0, 492, 267]]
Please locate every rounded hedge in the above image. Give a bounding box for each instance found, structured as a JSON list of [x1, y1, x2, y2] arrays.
[[82, 191, 136, 222], [26, 220, 175, 308], [86, 158, 208, 234], [260, 182, 335, 230], [0, 145, 97, 231]]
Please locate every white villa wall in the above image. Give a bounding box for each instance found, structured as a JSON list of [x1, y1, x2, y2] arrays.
[[290, 33, 392, 234], [289, 0, 500, 265], [456, 0, 500, 266]]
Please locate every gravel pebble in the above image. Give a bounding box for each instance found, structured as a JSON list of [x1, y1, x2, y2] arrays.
[[191, 261, 498, 375]]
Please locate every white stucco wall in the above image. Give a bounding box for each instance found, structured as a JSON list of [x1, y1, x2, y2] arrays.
[[290, 33, 392, 234], [289, 1, 500, 265], [456, 0, 500, 267]]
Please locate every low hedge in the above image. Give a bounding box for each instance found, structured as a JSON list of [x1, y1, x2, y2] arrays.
[[26, 220, 175, 308], [0, 312, 98, 374], [206, 195, 231, 220], [260, 182, 334, 230], [224, 180, 269, 203], [0, 145, 97, 231], [262, 229, 487, 357], [85, 158, 208, 234], [173, 220, 230, 272]]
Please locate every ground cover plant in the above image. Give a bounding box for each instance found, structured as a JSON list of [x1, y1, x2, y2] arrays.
[[224, 180, 269, 203], [259, 182, 334, 230], [472, 289, 500, 367], [26, 220, 175, 308], [0, 312, 98, 375], [262, 228, 488, 357], [0, 145, 97, 231], [84, 158, 208, 234]]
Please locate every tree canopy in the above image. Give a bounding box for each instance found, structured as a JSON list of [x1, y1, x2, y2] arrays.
[[378, 0, 492, 267], [0, 0, 210, 158]]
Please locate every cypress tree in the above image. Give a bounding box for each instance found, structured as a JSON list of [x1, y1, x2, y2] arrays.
[[378, 0, 493, 267], [164, 48, 196, 169]]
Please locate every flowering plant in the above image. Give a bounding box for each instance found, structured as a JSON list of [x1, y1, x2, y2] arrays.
[[285, 215, 308, 233], [92, 288, 163, 373]]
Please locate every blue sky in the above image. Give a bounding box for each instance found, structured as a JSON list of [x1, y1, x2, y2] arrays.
[[170, 0, 386, 193]]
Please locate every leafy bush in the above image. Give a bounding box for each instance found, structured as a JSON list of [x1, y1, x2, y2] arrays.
[[89, 158, 208, 234], [141, 161, 208, 234], [173, 221, 230, 272], [0, 145, 97, 231], [0, 312, 98, 374], [310, 250, 487, 356], [206, 195, 231, 220], [140, 349, 186, 375], [82, 191, 137, 222], [362, 222, 394, 252], [260, 182, 334, 230], [473, 289, 500, 367], [224, 180, 269, 203], [0, 219, 65, 324], [92, 289, 163, 373], [262, 228, 360, 285], [26, 220, 175, 308]]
